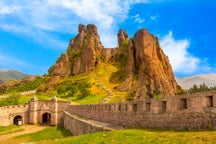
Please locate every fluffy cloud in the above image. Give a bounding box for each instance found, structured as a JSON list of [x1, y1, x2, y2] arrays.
[[0, 0, 161, 48], [160, 31, 200, 75], [1, 0, 212, 76]]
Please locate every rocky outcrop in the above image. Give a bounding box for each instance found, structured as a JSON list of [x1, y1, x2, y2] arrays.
[[42, 24, 181, 98], [117, 29, 179, 99], [49, 53, 71, 78], [67, 24, 103, 75], [117, 29, 128, 47]]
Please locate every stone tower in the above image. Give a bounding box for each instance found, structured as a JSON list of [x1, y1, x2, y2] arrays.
[[29, 95, 38, 124]]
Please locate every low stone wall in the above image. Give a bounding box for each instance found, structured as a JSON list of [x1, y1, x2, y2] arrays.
[[64, 111, 113, 136], [67, 91, 216, 130]]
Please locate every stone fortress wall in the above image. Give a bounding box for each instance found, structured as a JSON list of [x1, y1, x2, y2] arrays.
[[0, 91, 216, 135], [65, 91, 216, 131]]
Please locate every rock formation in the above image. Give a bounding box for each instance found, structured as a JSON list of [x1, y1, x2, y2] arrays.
[[42, 24, 181, 99], [116, 29, 179, 99], [67, 24, 103, 75]]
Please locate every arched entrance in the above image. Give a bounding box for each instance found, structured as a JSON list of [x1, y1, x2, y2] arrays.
[[42, 113, 51, 125], [13, 115, 23, 125]]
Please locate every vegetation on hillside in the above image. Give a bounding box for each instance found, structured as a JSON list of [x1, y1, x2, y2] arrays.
[[0, 94, 21, 107], [188, 83, 216, 93], [56, 78, 92, 100], [0, 76, 43, 94]]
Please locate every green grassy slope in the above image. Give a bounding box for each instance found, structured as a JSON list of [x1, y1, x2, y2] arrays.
[[39, 129, 216, 144], [0, 63, 129, 106]]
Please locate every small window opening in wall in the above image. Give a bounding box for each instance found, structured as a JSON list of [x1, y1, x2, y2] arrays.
[[181, 99, 188, 109], [109, 105, 111, 111], [118, 105, 121, 111], [125, 104, 128, 111], [132, 104, 138, 111], [206, 96, 214, 107], [161, 101, 167, 113], [146, 103, 151, 111]]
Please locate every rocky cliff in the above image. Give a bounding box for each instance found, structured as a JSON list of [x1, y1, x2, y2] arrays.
[[67, 24, 103, 75], [42, 24, 181, 99], [115, 29, 179, 99]]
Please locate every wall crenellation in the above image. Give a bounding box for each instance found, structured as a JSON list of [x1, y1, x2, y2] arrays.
[[65, 90, 216, 130]]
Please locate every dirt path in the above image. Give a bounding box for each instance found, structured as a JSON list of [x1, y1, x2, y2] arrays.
[[94, 78, 113, 103], [0, 125, 46, 144]]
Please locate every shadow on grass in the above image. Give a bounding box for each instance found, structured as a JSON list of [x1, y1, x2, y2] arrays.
[[56, 126, 72, 137]]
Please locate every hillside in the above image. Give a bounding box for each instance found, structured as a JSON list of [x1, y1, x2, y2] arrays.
[[176, 74, 216, 89], [0, 70, 30, 82], [39, 24, 181, 101]]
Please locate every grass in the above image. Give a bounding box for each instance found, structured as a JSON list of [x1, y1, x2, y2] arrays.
[[39, 129, 216, 144], [0, 125, 24, 135], [0, 62, 129, 106], [10, 126, 71, 143]]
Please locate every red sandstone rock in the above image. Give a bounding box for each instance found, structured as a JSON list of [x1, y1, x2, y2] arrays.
[[119, 29, 179, 98], [42, 24, 180, 98], [67, 24, 103, 75]]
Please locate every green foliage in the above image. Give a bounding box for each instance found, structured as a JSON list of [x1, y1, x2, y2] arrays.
[[153, 89, 162, 99], [188, 83, 216, 93], [0, 125, 24, 136], [13, 126, 71, 142], [122, 39, 129, 47], [40, 129, 216, 144], [56, 79, 92, 100], [71, 50, 81, 60], [109, 51, 128, 83], [0, 94, 20, 106], [2, 76, 43, 94], [85, 33, 92, 39], [109, 70, 127, 83], [48, 65, 54, 75]]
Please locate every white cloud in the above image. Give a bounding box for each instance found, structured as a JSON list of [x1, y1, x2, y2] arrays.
[[0, 1, 20, 15], [160, 31, 200, 74], [150, 16, 157, 21], [0, 0, 157, 49], [130, 14, 145, 24]]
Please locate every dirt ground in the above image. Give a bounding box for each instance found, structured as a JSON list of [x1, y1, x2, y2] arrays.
[[0, 125, 46, 144]]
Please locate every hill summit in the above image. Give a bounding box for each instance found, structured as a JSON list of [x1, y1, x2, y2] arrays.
[[41, 24, 181, 99]]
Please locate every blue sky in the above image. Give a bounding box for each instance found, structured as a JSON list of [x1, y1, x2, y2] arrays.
[[0, 0, 215, 77]]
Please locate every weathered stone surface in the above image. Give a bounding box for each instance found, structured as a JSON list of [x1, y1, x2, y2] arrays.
[[67, 24, 103, 75], [118, 29, 179, 98], [66, 91, 216, 130], [117, 29, 128, 47], [39, 53, 70, 92], [102, 48, 118, 62], [50, 53, 71, 78], [133, 29, 178, 98]]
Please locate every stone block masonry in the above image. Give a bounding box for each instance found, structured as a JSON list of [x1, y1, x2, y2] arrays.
[[64, 111, 115, 136], [1, 91, 216, 135], [66, 91, 216, 130]]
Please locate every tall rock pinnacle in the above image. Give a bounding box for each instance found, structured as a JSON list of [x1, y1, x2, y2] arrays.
[[117, 29, 180, 99], [67, 24, 103, 75]]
